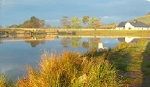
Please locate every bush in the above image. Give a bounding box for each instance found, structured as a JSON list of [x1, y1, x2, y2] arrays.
[[17, 52, 122, 87], [0, 74, 6, 87]]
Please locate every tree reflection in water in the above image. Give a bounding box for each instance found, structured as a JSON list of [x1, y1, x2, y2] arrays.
[[70, 37, 81, 48], [61, 37, 100, 50], [82, 41, 89, 49], [61, 37, 71, 48], [82, 38, 100, 50], [25, 40, 45, 47], [0, 37, 3, 44]]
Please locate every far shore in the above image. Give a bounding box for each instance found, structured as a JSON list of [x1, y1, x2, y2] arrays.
[[0, 28, 150, 37]]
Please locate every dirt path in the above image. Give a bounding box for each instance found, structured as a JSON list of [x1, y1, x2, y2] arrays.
[[141, 55, 150, 87]]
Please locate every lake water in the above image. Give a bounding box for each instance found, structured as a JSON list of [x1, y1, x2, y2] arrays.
[[0, 36, 149, 80]]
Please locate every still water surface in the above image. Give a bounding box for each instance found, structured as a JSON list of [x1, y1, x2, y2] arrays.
[[0, 36, 148, 80]]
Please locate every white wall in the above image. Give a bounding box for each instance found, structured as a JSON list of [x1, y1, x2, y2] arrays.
[[116, 27, 124, 30], [125, 22, 135, 30]]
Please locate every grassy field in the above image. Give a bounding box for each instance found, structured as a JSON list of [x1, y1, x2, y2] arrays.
[[1, 28, 150, 37], [135, 14, 150, 25], [59, 29, 150, 37]]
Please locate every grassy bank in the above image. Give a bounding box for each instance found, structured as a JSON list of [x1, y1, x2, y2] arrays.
[[1, 28, 150, 38], [1, 39, 150, 87], [59, 29, 150, 37]]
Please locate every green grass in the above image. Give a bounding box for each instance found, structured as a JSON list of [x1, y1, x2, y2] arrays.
[[0, 74, 16, 87], [1, 28, 150, 37], [59, 29, 150, 37], [135, 15, 150, 25], [83, 39, 149, 86]]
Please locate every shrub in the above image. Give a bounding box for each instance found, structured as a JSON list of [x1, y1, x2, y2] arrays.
[[17, 52, 122, 87], [0, 74, 6, 87]]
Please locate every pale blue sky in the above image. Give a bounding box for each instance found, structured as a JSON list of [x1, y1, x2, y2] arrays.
[[0, 0, 150, 26]]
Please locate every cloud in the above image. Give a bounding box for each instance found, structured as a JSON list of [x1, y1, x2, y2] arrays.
[[1, 0, 150, 25], [102, 16, 113, 19], [146, 0, 150, 2]]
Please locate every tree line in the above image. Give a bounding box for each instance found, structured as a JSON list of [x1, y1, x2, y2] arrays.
[[61, 16, 102, 29], [9, 16, 45, 28], [8, 16, 116, 29]]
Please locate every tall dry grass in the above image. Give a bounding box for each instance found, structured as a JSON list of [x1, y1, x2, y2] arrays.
[[17, 52, 122, 87], [0, 74, 6, 87]]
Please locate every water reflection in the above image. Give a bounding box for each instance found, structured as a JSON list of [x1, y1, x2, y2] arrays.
[[0, 36, 149, 50], [0, 36, 150, 80], [70, 37, 81, 48], [118, 37, 139, 43], [60, 37, 102, 50], [98, 42, 104, 49], [25, 40, 45, 47], [0, 39, 2, 44], [61, 37, 70, 47], [82, 41, 89, 49]]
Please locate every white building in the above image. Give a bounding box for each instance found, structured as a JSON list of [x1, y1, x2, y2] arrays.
[[116, 21, 150, 30]]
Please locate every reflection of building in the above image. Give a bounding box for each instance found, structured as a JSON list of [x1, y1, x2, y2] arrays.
[[125, 37, 135, 43], [118, 37, 139, 43], [98, 42, 104, 49], [98, 39, 107, 49]]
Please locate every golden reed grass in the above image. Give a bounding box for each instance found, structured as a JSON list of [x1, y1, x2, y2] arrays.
[[0, 75, 6, 87], [17, 52, 121, 87]]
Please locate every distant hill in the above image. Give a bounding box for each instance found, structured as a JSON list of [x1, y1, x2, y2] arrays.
[[147, 12, 150, 15], [133, 14, 150, 25]]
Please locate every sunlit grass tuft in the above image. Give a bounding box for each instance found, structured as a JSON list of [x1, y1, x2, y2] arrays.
[[0, 74, 6, 87], [17, 52, 122, 87]]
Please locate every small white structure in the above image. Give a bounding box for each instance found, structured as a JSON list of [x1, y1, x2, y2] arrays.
[[98, 42, 104, 49], [125, 22, 135, 30], [116, 21, 150, 30]]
